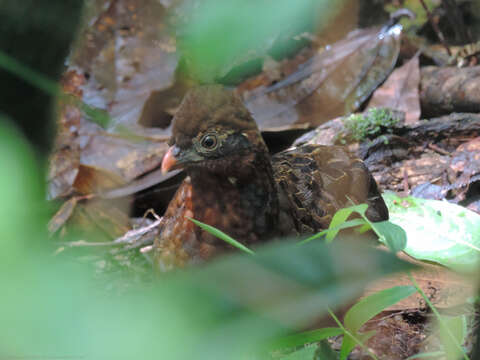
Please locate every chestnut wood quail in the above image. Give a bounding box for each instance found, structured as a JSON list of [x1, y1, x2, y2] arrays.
[[154, 85, 388, 270]]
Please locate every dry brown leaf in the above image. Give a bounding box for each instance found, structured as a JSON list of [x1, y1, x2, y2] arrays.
[[69, 199, 132, 240], [73, 164, 126, 195], [242, 24, 402, 130], [72, 0, 177, 135], [368, 55, 421, 124]]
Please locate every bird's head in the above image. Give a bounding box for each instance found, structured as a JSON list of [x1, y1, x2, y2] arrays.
[[161, 85, 267, 176]]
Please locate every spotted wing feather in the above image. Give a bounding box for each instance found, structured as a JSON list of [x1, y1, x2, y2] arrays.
[[272, 144, 388, 234]]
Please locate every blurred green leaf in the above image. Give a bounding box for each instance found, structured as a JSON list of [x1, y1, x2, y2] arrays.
[[314, 340, 339, 360], [344, 286, 417, 334], [438, 315, 468, 360], [0, 50, 58, 95], [280, 346, 317, 360], [384, 192, 480, 272], [0, 116, 46, 253], [1, 225, 415, 359], [0, 118, 416, 360], [340, 286, 416, 359], [272, 327, 343, 349], [176, 0, 346, 82]]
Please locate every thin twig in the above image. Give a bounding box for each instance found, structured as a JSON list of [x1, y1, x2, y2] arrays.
[[407, 272, 470, 360], [418, 0, 451, 56], [61, 240, 122, 247], [403, 169, 410, 194], [427, 143, 450, 156], [113, 216, 162, 244]]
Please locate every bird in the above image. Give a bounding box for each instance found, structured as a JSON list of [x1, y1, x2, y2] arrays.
[[153, 85, 388, 270]]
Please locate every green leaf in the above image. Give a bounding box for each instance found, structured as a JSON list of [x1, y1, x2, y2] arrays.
[[383, 192, 480, 272], [280, 346, 317, 360], [339, 286, 417, 360], [438, 315, 467, 360], [187, 217, 255, 255], [344, 286, 417, 334], [371, 221, 407, 252], [326, 204, 368, 242], [339, 330, 375, 360], [299, 219, 365, 244], [272, 328, 343, 349]]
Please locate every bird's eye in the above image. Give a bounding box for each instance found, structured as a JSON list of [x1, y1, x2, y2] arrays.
[[200, 134, 217, 149]]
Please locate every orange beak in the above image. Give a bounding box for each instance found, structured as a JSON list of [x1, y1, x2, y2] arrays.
[[161, 146, 178, 174]]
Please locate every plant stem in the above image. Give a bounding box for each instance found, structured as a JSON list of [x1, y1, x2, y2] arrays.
[[327, 308, 379, 360], [407, 272, 470, 360], [418, 0, 451, 56]]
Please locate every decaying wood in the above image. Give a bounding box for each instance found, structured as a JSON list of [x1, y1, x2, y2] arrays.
[[362, 114, 480, 198], [420, 66, 480, 117]]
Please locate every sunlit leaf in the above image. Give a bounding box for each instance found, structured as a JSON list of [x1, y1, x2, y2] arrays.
[[384, 192, 480, 272]]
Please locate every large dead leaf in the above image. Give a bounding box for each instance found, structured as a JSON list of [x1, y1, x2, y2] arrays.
[[368, 55, 421, 124], [242, 24, 402, 130], [49, 0, 179, 200], [71, 0, 178, 135], [48, 94, 171, 200]]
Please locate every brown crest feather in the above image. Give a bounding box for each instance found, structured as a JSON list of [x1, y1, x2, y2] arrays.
[[171, 85, 257, 148]]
